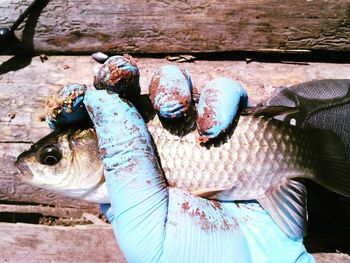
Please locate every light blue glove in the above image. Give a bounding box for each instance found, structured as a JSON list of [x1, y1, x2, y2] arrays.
[[84, 70, 313, 262], [51, 62, 314, 262]]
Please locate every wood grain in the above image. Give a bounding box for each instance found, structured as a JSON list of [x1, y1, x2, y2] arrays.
[[1, 55, 350, 206], [0, 55, 350, 262], [0, 223, 126, 263], [0, 222, 348, 263], [313, 253, 350, 263], [0, 204, 95, 218], [0, 0, 349, 54]]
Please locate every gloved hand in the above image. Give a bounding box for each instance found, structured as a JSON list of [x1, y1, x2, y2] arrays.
[[262, 79, 350, 252], [49, 57, 314, 263]]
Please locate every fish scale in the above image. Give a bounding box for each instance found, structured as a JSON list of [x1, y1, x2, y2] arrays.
[[146, 114, 315, 200]]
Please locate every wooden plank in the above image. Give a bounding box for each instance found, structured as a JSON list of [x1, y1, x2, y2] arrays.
[[1, 55, 350, 206], [0, 222, 349, 263], [0, 222, 126, 263], [0, 0, 349, 54], [313, 253, 350, 263], [0, 204, 91, 218]]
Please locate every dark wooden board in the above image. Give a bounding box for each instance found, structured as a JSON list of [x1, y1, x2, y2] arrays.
[[0, 0, 349, 54]]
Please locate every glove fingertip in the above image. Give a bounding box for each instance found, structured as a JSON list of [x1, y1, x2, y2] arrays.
[[196, 78, 248, 142], [149, 65, 192, 118], [93, 55, 140, 98], [46, 83, 91, 131]]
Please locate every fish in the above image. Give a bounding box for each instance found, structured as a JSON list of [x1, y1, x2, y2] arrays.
[[15, 102, 350, 240]]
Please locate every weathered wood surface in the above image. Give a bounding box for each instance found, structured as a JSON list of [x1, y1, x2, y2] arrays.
[[0, 222, 126, 263], [0, 221, 349, 262], [1, 55, 350, 207], [0, 204, 98, 218], [313, 253, 350, 263], [0, 0, 350, 54], [0, 54, 350, 263]]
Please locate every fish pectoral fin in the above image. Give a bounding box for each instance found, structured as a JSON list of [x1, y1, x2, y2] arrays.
[[191, 188, 227, 198], [257, 179, 307, 240], [240, 106, 299, 117]]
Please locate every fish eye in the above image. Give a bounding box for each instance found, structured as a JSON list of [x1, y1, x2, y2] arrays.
[[39, 146, 62, 165]]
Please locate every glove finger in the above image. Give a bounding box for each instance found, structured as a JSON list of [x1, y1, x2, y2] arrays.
[[94, 55, 140, 98], [149, 65, 193, 118], [83, 89, 168, 212], [196, 78, 248, 142], [233, 202, 314, 263], [46, 83, 91, 131], [84, 90, 168, 263]]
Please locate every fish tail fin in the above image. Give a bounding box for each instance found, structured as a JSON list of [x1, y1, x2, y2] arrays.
[[310, 129, 350, 197]]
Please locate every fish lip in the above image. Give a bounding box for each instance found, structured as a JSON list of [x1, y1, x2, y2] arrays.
[[14, 153, 33, 180]]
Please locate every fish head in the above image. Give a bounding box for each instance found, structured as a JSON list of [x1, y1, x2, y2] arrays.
[[15, 128, 106, 201]]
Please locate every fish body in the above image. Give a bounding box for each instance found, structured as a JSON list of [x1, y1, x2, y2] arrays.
[[151, 114, 314, 200], [16, 107, 350, 239], [16, 114, 309, 200]]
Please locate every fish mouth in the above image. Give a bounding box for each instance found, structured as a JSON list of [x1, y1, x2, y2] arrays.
[[14, 152, 34, 180]]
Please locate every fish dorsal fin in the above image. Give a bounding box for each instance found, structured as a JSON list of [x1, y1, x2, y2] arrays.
[[257, 179, 307, 240], [240, 106, 299, 117]]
